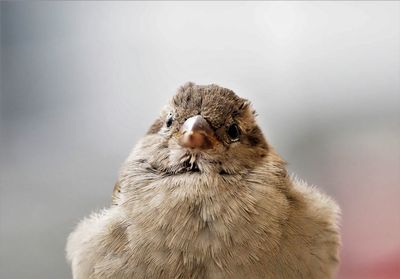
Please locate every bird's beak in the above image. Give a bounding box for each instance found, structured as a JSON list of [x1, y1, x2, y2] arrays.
[[178, 115, 214, 149]]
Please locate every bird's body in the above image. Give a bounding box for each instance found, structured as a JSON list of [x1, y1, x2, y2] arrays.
[[67, 83, 340, 279]]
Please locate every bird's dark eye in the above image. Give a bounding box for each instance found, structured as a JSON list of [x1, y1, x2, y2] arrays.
[[166, 113, 173, 128], [227, 123, 240, 141]]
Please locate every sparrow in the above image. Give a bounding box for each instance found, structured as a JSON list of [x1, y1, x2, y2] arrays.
[[66, 82, 340, 279]]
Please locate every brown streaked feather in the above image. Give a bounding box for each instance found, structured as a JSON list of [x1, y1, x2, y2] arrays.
[[112, 181, 121, 206], [147, 117, 164, 134]]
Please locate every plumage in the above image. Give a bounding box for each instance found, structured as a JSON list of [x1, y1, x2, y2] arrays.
[[66, 82, 340, 278]]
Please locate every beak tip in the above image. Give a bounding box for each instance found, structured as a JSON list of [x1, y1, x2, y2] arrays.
[[179, 131, 206, 149]]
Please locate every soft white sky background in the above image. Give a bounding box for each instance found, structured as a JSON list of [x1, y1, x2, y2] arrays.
[[1, 2, 399, 278]]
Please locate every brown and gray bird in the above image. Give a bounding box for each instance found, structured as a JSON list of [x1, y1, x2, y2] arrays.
[[66, 82, 341, 279]]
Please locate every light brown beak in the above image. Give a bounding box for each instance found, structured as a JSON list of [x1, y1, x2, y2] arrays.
[[178, 115, 213, 149]]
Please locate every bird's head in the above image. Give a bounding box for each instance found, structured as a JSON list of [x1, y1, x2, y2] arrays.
[[144, 82, 270, 176]]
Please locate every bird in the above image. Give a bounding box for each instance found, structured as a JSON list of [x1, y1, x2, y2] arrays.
[[66, 82, 341, 279]]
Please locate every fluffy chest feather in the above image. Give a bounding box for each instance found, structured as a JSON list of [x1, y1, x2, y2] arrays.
[[118, 170, 289, 277]]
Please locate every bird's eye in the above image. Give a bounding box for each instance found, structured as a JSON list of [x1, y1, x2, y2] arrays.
[[166, 113, 174, 128], [227, 123, 240, 141]]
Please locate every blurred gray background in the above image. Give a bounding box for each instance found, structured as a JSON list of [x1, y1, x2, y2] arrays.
[[1, 2, 399, 279]]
